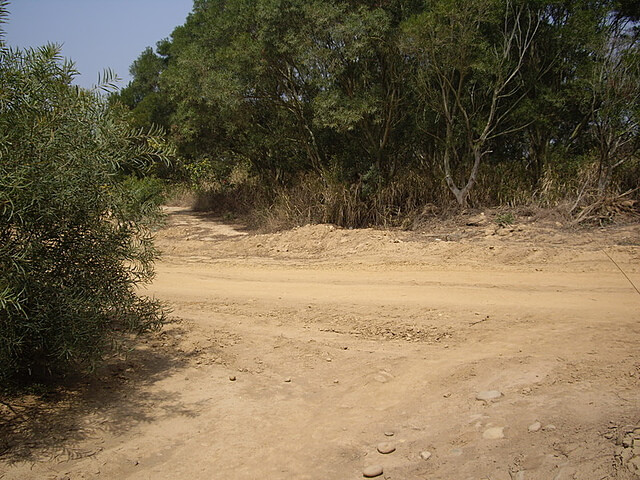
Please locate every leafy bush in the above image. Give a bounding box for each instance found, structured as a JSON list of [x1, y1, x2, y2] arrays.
[[0, 7, 172, 384]]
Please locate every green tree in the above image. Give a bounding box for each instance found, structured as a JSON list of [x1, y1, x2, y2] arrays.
[[586, 11, 640, 193], [0, 3, 172, 384], [402, 0, 540, 207], [110, 46, 172, 131]]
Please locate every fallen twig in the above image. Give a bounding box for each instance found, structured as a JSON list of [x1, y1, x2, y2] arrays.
[[469, 315, 490, 326], [603, 249, 640, 296], [571, 189, 639, 225]]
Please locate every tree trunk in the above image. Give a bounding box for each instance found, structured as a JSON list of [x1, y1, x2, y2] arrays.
[[443, 145, 482, 208]]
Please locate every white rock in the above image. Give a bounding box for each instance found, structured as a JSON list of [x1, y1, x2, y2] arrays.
[[483, 427, 505, 439], [476, 390, 503, 402], [528, 421, 542, 432], [363, 465, 383, 477], [420, 450, 432, 460]]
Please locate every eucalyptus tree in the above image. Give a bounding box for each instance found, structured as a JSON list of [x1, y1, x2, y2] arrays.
[[160, 0, 422, 188], [402, 0, 540, 207], [111, 46, 172, 130], [305, 0, 420, 185], [585, 10, 640, 193]]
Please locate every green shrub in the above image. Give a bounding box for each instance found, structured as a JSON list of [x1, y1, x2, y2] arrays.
[[495, 212, 516, 227], [0, 10, 172, 384]]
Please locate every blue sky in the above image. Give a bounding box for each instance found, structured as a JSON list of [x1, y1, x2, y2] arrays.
[[4, 0, 193, 89]]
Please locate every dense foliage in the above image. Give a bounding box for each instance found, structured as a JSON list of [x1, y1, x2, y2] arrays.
[[0, 3, 173, 384], [119, 0, 639, 224]]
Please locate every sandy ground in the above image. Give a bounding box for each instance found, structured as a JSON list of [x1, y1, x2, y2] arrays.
[[2, 207, 640, 480]]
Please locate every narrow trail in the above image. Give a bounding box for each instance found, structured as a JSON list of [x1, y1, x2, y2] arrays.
[[2, 208, 639, 479]]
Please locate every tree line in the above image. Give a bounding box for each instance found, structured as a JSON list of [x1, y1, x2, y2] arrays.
[[113, 0, 640, 225]]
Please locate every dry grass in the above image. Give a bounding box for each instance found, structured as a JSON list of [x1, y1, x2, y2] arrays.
[[176, 158, 639, 231]]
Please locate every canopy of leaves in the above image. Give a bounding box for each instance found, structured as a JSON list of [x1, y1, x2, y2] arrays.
[[121, 0, 639, 211]]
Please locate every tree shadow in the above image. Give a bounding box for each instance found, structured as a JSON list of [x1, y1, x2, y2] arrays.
[[0, 323, 199, 465]]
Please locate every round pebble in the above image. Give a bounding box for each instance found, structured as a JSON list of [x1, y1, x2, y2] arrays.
[[476, 390, 503, 402], [384, 431, 395, 437], [229, 375, 236, 381], [363, 465, 383, 477], [528, 421, 542, 432], [377, 442, 396, 454], [420, 450, 432, 460], [284, 377, 291, 383]]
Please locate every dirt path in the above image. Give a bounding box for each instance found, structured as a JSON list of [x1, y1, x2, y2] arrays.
[[2, 208, 640, 480]]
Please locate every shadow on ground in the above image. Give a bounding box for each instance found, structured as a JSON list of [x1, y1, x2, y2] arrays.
[[0, 322, 197, 465]]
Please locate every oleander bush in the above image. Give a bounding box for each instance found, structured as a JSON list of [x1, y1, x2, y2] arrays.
[[0, 4, 172, 385]]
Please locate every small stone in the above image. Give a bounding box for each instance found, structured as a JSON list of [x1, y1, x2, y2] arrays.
[[483, 427, 505, 439], [229, 375, 236, 381], [620, 448, 633, 465], [528, 421, 542, 433], [377, 442, 396, 454], [554, 466, 577, 480], [284, 377, 292, 383], [384, 431, 394, 437], [326, 358, 332, 362], [333, 379, 339, 384], [476, 390, 503, 402], [363, 465, 383, 477], [443, 392, 451, 398], [420, 451, 432, 460], [543, 424, 556, 431]]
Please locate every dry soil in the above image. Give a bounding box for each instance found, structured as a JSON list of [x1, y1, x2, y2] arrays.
[[1, 207, 639, 480]]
